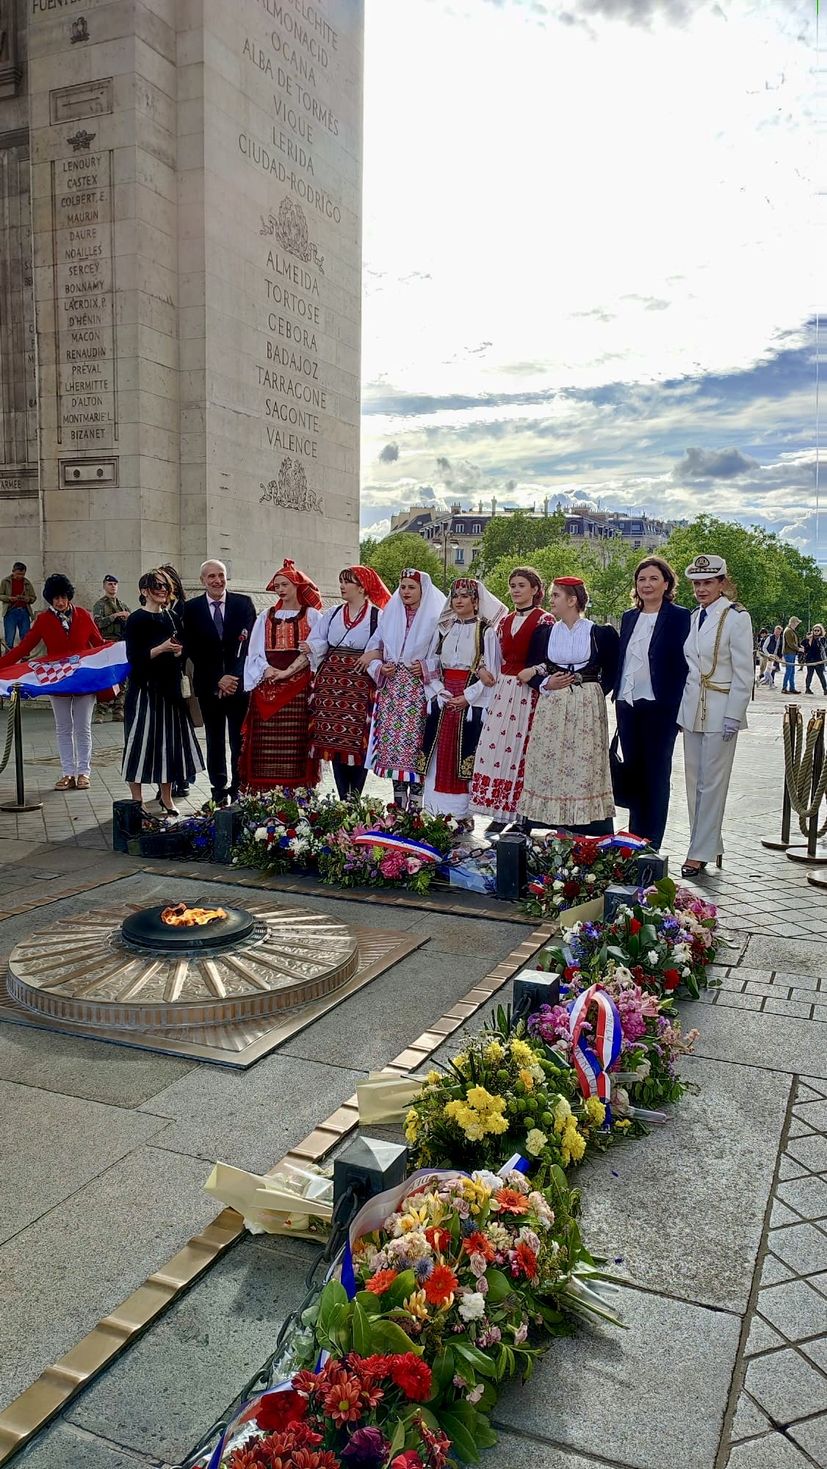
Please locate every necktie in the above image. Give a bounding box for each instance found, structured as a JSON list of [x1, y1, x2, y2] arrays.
[[699, 608, 707, 628], [211, 601, 224, 636]]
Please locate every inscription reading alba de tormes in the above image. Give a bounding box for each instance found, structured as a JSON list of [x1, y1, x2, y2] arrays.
[[51, 149, 117, 446], [238, 0, 348, 466]]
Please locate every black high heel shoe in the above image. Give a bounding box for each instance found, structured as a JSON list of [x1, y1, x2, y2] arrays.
[[158, 799, 180, 817]]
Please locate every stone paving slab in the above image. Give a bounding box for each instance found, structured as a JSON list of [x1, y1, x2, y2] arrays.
[[579, 1055, 791, 1311], [64, 1239, 308, 1465], [482, 1437, 628, 1468], [0, 1023, 194, 1107], [0, 1080, 171, 1247], [138, 1052, 367, 1174], [0, 1145, 220, 1412], [727, 1434, 814, 1468], [494, 1283, 741, 1469], [16, 1424, 155, 1468], [680, 1000, 827, 1079]]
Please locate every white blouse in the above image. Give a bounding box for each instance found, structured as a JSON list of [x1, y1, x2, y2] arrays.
[[618, 611, 657, 704], [306, 604, 379, 669], [545, 618, 593, 671], [425, 620, 500, 709], [244, 606, 321, 692]]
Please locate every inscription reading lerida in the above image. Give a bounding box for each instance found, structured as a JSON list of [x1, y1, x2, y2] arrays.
[[51, 149, 118, 445]]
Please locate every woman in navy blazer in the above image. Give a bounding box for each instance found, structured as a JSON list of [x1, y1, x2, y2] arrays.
[[613, 557, 691, 849]]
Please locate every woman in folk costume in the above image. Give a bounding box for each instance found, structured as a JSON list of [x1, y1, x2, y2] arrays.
[[239, 559, 323, 792], [469, 566, 553, 832], [362, 568, 446, 809], [677, 554, 754, 877], [307, 565, 392, 799], [419, 577, 507, 825], [519, 577, 619, 834]]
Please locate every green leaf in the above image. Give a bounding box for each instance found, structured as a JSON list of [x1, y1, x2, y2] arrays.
[[317, 1279, 347, 1335], [354, 1290, 382, 1316], [430, 1350, 455, 1401], [439, 1407, 482, 1463], [351, 1299, 372, 1356], [369, 1318, 421, 1355], [388, 1418, 406, 1456], [484, 1267, 512, 1304], [382, 1269, 418, 1309], [454, 1341, 497, 1378]]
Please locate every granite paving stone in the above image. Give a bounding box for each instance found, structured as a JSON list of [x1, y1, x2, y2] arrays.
[[494, 1285, 740, 1469], [139, 1053, 366, 1173], [480, 1436, 629, 1468], [769, 1222, 827, 1275], [760, 1254, 797, 1287], [743, 934, 827, 975], [727, 1434, 813, 1468], [794, 1099, 827, 1129], [679, 1002, 827, 1080], [744, 1346, 827, 1423], [745, 1317, 787, 1355], [756, 1278, 827, 1340], [0, 1145, 221, 1411], [801, 1334, 827, 1372], [580, 1056, 789, 1310], [777, 1174, 827, 1219], [731, 1393, 772, 1443], [785, 1135, 827, 1173], [66, 1239, 309, 1464], [0, 1022, 195, 1107], [0, 1080, 170, 1246], [16, 1424, 156, 1468], [771, 1200, 802, 1228], [790, 1411, 827, 1463]]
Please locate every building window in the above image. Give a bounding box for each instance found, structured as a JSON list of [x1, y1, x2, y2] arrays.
[[471, 523, 481, 535], [455, 547, 465, 564]]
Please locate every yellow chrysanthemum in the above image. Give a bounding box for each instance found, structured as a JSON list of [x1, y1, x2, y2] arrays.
[[614, 1118, 632, 1132], [426, 1070, 441, 1085], [561, 1119, 586, 1165], [510, 1038, 534, 1066], [553, 1097, 573, 1132], [584, 1096, 606, 1126], [404, 1108, 419, 1143], [519, 1068, 535, 1092], [466, 1085, 505, 1115], [484, 1041, 505, 1063]]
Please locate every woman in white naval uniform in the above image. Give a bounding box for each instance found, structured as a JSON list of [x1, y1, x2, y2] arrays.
[[677, 554, 754, 877]]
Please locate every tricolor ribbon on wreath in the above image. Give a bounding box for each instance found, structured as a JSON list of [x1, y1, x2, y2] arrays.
[[566, 983, 622, 1120], [350, 831, 442, 862]]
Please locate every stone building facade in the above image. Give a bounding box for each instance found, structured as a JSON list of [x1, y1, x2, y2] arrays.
[[0, 0, 363, 609]]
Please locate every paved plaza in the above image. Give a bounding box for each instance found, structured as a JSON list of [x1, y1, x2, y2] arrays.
[[0, 686, 826, 1469]]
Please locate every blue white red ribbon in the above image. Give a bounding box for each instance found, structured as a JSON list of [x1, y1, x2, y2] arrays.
[[567, 983, 622, 1113], [350, 831, 442, 863], [596, 832, 650, 852]]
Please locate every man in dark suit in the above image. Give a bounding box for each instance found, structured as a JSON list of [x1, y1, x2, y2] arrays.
[[182, 560, 257, 806]]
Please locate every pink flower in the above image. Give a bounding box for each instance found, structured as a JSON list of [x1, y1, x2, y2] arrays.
[[406, 856, 422, 874]]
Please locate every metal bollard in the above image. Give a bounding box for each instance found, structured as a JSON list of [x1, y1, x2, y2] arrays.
[[213, 803, 243, 865], [496, 831, 528, 901], [0, 687, 43, 813]]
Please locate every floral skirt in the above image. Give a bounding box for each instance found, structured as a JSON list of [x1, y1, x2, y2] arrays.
[[519, 683, 614, 827], [367, 664, 426, 782], [469, 675, 538, 822]]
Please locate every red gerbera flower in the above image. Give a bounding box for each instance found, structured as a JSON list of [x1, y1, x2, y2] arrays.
[[423, 1263, 458, 1306], [514, 1241, 538, 1279], [323, 1377, 363, 1425], [663, 968, 681, 991], [463, 1231, 495, 1261], [347, 1352, 393, 1380], [495, 1187, 530, 1215], [629, 917, 642, 935], [388, 1353, 432, 1401], [254, 1388, 308, 1432], [365, 1268, 398, 1295]]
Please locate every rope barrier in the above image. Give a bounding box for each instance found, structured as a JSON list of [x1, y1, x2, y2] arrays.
[[782, 705, 827, 837]]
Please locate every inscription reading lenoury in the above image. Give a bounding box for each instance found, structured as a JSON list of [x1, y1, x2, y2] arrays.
[[236, 0, 352, 503]]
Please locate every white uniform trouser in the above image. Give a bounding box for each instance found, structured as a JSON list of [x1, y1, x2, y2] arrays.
[[682, 729, 738, 863], [49, 694, 95, 777]]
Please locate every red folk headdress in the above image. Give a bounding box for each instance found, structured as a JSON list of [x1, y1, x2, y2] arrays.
[[349, 565, 392, 608], [266, 558, 323, 610]]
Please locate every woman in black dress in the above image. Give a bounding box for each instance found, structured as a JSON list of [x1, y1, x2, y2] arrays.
[[157, 563, 190, 798], [122, 570, 203, 815]]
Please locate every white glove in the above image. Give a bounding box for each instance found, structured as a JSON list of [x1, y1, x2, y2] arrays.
[[722, 718, 740, 742]]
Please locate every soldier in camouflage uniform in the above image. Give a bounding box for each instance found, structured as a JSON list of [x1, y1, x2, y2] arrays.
[[92, 574, 130, 721]]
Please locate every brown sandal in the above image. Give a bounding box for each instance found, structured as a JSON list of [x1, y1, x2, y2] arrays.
[[54, 775, 76, 791], [75, 775, 90, 790]]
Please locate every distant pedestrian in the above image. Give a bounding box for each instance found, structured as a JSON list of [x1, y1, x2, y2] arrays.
[[782, 617, 802, 693], [181, 559, 256, 807], [92, 574, 130, 722], [760, 625, 783, 686], [1, 562, 36, 649], [803, 625, 827, 695], [0, 573, 104, 790]]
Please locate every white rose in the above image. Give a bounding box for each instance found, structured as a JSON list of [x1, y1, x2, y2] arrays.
[[586, 874, 596, 885], [647, 950, 659, 965], [254, 827, 267, 842], [458, 1292, 486, 1322]]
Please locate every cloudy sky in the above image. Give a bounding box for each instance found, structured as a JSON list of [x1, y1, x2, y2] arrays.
[[359, 0, 818, 555]]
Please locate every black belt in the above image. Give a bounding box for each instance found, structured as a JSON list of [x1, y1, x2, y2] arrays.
[[546, 664, 602, 684]]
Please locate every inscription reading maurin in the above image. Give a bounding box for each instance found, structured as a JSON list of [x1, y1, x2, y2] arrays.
[[52, 150, 117, 443]]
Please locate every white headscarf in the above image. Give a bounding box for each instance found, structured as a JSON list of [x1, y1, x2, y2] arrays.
[[438, 577, 507, 634], [377, 570, 446, 664]]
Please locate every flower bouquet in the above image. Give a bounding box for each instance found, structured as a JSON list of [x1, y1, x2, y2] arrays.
[[221, 1354, 450, 1469], [317, 807, 457, 896], [232, 787, 368, 875], [402, 1035, 607, 1178], [522, 832, 647, 921]]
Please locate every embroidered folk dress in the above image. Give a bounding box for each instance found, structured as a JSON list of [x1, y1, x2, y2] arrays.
[[419, 617, 499, 819], [240, 605, 321, 791], [366, 605, 427, 782], [519, 618, 619, 830], [469, 606, 553, 823], [307, 601, 381, 767]]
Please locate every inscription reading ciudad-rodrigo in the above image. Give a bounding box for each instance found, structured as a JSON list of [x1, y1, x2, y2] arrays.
[[52, 149, 117, 444], [237, 0, 349, 477]]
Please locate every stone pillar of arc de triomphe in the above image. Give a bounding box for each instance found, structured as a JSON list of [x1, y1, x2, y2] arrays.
[[0, 0, 363, 607]]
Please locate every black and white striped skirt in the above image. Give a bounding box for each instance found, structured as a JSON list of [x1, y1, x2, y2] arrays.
[[122, 687, 204, 784]]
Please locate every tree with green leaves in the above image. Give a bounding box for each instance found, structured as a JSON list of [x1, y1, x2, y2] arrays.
[[662, 517, 826, 629], [471, 509, 568, 576], [359, 535, 379, 564], [363, 532, 446, 593]]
